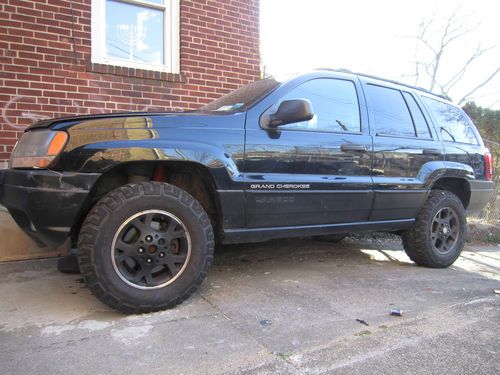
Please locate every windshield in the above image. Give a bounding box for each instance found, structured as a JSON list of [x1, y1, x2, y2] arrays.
[[201, 78, 281, 112]]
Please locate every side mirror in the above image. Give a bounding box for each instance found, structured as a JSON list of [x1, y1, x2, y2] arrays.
[[261, 99, 314, 128]]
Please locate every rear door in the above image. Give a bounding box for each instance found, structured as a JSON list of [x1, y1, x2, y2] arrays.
[[243, 76, 373, 228], [361, 80, 444, 221]]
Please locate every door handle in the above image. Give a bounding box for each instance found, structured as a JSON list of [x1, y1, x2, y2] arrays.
[[341, 144, 368, 152], [422, 148, 442, 155]]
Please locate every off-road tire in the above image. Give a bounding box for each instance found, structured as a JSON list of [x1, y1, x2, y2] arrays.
[[77, 182, 214, 314], [402, 190, 467, 268], [312, 234, 347, 243]]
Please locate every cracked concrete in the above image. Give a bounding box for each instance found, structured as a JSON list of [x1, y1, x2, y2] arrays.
[[0, 237, 499, 374]]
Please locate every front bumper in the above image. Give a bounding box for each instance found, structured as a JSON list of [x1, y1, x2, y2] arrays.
[[0, 169, 100, 248]]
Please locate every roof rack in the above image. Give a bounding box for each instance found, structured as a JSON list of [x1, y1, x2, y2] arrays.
[[314, 68, 448, 100]]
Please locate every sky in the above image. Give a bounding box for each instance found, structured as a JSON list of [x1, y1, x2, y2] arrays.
[[260, 0, 500, 109]]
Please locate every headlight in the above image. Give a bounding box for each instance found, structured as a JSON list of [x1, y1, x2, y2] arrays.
[[9, 130, 68, 169]]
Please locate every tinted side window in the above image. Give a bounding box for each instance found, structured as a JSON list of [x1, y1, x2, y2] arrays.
[[402, 92, 431, 138], [366, 84, 415, 137], [422, 97, 478, 144], [277, 79, 360, 133]]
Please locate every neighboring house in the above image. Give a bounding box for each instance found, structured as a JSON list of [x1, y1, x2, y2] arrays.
[[0, 0, 260, 164]]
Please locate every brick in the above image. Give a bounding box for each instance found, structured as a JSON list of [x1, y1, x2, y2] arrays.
[[1, 138, 18, 145], [43, 90, 66, 98], [5, 80, 29, 88], [41, 75, 65, 84], [17, 88, 43, 96], [3, 64, 29, 73], [0, 131, 18, 138]]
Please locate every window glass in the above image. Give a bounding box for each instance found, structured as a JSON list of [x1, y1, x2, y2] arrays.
[[105, 0, 165, 65], [202, 78, 281, 111], [422, 97, 478, 144], [366, 85, 415, 137], [276, 79, 361, 133], [402, 92, 431, 138]]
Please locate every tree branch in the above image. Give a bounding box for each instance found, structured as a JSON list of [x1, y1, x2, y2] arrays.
[[410, 3, 496, 106], [457, 67, 500, 105], [486, 98, 500, 109], [442, 44, 497, 92]]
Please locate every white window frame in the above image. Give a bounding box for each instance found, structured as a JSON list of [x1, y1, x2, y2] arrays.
[[91, 0, 180, 73]]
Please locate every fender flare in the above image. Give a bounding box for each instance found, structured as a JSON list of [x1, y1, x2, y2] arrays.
[[417, 161, 475, 189]]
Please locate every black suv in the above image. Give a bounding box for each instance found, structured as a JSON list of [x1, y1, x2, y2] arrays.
[[0, 70, 494, 313]]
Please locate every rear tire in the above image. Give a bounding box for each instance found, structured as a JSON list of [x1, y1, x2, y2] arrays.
[[77, 182, 214, 313], [402, 190, 466, 268]]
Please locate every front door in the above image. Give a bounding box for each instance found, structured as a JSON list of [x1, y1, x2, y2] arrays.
[[243, 77, 373, 228]]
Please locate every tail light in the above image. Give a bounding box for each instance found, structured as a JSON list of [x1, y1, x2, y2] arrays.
[[484, 151, 493, 181]]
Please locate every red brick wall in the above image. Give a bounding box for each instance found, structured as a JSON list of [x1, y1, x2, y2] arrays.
[[0, 0, 260, 163]]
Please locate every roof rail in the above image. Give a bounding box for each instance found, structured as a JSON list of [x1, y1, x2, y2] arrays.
[[314, 68, 448, 100]]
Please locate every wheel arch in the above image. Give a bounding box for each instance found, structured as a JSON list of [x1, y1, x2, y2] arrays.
[[419, 161, 474, 210], [71, 161, 223, 244], [431, 177, 471, 209]]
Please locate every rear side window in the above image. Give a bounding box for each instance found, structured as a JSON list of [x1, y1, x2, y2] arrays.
[[422, 97, 478, 144], [277, 78, 361, 133], [365, 84, 415, 137], [402, 92, 431, 139]]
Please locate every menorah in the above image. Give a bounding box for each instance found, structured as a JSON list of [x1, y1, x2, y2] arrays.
[[116, 23, 146, 61]]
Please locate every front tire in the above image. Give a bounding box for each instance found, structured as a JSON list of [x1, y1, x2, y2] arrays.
[[77, 182, 214, 313], [402, 190, 467, 268]]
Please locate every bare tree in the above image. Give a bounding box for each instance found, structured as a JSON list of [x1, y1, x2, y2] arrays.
[[410, 5, 499, 105]]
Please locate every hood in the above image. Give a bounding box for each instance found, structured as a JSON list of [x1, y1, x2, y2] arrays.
[[26, 110, 240, 131]]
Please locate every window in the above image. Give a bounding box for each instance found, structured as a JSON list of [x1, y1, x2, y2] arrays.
[[202, 78, 281, 112], [270, 79, 361, 133], [366, 84, 415, 137], [92, 0, 180, 73], [402, 92, 431, 138], [422, 97, 478, 144]]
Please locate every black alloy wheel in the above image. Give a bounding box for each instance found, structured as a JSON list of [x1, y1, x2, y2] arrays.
[[112, 210, 191, 290], [430, 207, 460, 254]]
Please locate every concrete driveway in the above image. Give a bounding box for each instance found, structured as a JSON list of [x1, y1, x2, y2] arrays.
[[0, 237, 499, 374]]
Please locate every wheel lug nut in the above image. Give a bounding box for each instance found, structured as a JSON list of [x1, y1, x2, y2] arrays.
[[159, 252, 165, 258], [138, 247, 145, 254], [146, 258, 152, 264], [145, 235, 153, 242], [158, 239, 165, 245]]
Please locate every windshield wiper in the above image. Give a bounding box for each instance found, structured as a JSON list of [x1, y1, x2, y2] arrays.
[[336, 120, 348, 132]]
